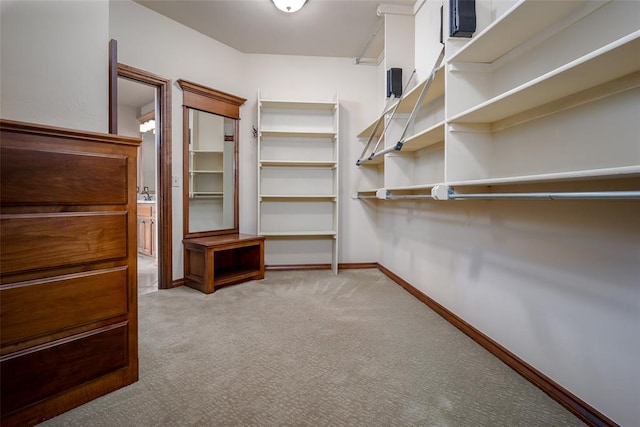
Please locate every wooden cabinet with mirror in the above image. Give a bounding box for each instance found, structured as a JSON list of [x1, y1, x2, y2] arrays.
[[178, 80, 242, 237], [178, 80, 264, 293]]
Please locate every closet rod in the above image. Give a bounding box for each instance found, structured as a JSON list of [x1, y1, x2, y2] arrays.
[[447, 190, 640, 200], [368, 143, 400, 161], [385, 194, 434, 200], [357, 188, 640, 201]]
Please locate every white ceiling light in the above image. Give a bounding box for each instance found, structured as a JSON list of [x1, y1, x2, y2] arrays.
[[272, 0, 308, 13], [140, 119, 155, 133]]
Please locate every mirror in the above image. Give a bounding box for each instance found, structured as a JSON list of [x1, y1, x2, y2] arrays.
[[187, 109, 236, 232], [178, 79, 246, 238]]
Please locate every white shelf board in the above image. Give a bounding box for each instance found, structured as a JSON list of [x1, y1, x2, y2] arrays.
[[446, 165, 640, 187], [260, 231, 337, 237], [191, 170, 223, 174], [449, 31, 640, 124], [192, 150, 223, 153], [260, 99, 336, 110], [357, 119, 386, 138], [396, 66, 445, 114], [401, 122, 445, 152], [260, 194, 337, 200], [190, 192, 223, 199], [449, 0, 592, 64], [260, 130, 336, 138], [259, 160, 336, 168]]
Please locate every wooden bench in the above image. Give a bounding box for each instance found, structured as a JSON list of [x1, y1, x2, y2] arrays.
[[183, 234, 265, 294]]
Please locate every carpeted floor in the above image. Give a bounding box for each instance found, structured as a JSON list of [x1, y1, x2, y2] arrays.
[[42, 269, 583, 426]]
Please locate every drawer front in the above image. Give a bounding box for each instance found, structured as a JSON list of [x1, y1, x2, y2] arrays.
[[0, 212, 128, 275], [1, 267, 129, 346], [0, 147, 127, 205], [0, 324, 129, 416]]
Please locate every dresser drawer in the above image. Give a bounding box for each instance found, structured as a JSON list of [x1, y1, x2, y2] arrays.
[[0, 324, 129, 416], [0, 212, 128, 275], [1, 267, 129, 347], [0, 147, 127, 206]]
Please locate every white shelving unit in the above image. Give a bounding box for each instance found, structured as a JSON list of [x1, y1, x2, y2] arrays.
[[258, 91, 339, 273], [355, 0, 640, 200], [447, 0, 597, 64], [449, 32, 640, 125], [445, 0, 640, 186]]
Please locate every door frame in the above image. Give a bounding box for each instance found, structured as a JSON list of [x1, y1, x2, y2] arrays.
[[108, 41, 173, 289]]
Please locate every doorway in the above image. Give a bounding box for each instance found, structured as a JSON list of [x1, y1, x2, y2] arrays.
[[110, 60, 173, 290], [117, 78, 159, 294]]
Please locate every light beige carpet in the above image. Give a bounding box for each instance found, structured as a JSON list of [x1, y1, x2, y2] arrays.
[[42, 269, 583, 426]]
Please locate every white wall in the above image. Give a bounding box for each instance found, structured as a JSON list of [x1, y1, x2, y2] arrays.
[[414, 0, 443, 83], [242, 53, 380, 264], [377, 196, 640, 425], [0, 0, 109, 133], [117, 104, 140, 137], [109, 0, 381, 278]]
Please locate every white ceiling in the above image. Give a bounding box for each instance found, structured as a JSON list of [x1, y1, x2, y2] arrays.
[[134, 0, 415, 59]]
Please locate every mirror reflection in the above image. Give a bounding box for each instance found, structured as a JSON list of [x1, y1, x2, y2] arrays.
[[187, 108, 236, 233]]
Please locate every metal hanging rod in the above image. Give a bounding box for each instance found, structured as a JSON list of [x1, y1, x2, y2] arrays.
[[355, 187, 640, 201], [384, 194, 434, 200], [431, 185, 640, 200], [367, 142, 403, 161], [447, 190, 640, 200]]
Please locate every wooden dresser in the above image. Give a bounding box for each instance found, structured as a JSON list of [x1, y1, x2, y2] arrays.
[[0, 120, 141, 426]]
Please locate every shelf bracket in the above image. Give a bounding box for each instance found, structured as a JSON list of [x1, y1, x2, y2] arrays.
[[356, 70, 417, 166], [431, 185, 452, 200], [357, 47, 445, 165]]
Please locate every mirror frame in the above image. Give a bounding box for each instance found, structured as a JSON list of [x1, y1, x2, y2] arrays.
[[178, 79, 246, 238]]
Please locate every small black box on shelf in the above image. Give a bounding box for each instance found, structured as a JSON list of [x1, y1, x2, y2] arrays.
[[386, 68, 402, 98], [449, 0, 476, 38]]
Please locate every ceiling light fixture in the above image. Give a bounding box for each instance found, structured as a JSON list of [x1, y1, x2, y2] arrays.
[[272, 0, 308, 13], [139, 119, 155, 133]]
